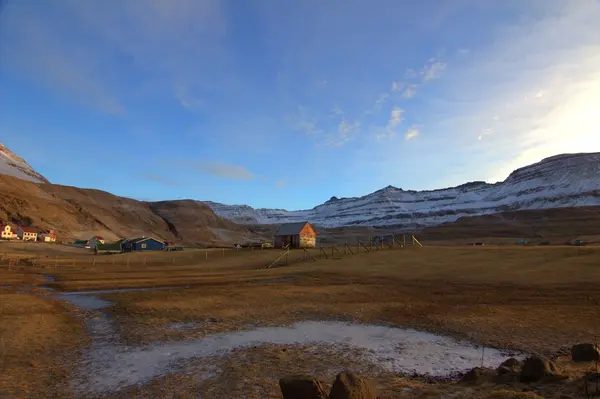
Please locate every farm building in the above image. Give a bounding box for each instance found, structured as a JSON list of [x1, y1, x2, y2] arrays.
[[95, 242, 123, 254], [15, 226, 38, 241], [88, 236, 105, 248], [274, 221, 317, 249], [1, 224, 17, 240], [39, 230, 57, 242], [121, 236, 164, 252]]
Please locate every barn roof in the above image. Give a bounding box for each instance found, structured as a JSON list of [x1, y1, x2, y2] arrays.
[[97, 243, 122, 251], [275, 222, 313, 236]]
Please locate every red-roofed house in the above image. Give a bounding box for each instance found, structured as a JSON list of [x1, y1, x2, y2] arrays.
[[88, 236, 105, 248], [39, 230, 57, 243], [16, 226, 38, 241]]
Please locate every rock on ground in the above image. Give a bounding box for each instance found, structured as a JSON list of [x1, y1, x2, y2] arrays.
[[279, 376, 327, 399], [460, 367, 496, 384], [519, 355, 560, 383], [497, 358, 522, 375], [328, 372, 377, 399], [571, 343, 600, 362]]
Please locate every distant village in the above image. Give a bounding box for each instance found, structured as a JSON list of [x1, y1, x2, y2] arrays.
[[0, 221, 320, 254], [1, 223, 57, 242]]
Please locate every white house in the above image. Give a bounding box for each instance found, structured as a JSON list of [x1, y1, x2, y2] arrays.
[[88, 236, 105, 248]]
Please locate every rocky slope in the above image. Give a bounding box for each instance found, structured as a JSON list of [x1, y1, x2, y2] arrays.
[[0, 174, 258, 246], [206, 153, 600, 228], [0, 143, 50, 184]]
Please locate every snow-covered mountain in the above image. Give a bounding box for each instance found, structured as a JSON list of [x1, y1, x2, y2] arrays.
[[206, 153, 600, 229], [0, 143, 49, 184]]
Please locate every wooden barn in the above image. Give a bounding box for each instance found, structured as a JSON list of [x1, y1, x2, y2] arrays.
[[274, 221, 317, 249]]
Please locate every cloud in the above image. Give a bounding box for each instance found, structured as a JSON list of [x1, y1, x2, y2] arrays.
[[388, 106, 405, 128], [321, 119, 360, 147], [174, 84, 204, 111], [195, 162, 256, 181], [404, 125, 420, 141], [0, 0, 227, 113], [421, 1, 600, 183], [141, 173, 180, 187], [422, 61, 447, 82], [275, 179, 286, 188], [477, 128, 493, 141], [401, 85, 418, 99], [391, 81, 403, 92]]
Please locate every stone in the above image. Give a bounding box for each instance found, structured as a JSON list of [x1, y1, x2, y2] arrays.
[[497, 358, 522, 375], [328, 372, 377, 399], [460, 367, 496, 384], [279, 376, 327, 399], [571, 343, 600, 362], [519, 355, 560, 383]]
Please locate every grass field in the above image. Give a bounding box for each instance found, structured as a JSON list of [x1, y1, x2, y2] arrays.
[[1, 245, 599, 398]]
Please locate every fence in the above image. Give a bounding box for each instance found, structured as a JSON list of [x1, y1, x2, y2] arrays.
[[0, 234, 423, 273], [264, 234, 423, 269]]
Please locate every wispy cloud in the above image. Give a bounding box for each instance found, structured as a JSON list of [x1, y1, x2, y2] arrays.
[[1, 0, 227, 113], [320, 119, 360, 147], [421, 60, 447, 82], [391, 81, 403, 92], [388, 106, 405, 129], [141, 173, 180, 187], [404, 125, 420, 141], [195, 162, 256, 181], [421, 1, 600, 183], [275, 179, 286, 188], [174, 84, 204, 111], [401, 85, 418, 99]]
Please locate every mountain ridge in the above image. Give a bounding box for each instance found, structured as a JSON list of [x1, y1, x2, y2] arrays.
[[205, 152, 600, 228], [0, 143, 50, 184]]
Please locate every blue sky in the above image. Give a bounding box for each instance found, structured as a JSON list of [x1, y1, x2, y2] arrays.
[[1, 0, 600, 210]]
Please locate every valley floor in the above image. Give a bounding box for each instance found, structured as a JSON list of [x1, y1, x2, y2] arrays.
[[1, 245, 599, 398]]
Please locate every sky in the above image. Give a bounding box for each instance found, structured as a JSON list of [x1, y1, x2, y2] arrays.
[[1, 0, 600, 210]]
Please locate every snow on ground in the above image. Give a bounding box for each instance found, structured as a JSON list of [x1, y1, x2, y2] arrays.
[[0, 143, 49, 183]]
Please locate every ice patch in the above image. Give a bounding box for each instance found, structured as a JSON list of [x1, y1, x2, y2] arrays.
[[77, 321, 519, 394]]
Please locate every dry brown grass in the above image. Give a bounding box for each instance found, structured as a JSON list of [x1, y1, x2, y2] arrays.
[[0, 293, 85, 398], [2, 245, 600, 397]]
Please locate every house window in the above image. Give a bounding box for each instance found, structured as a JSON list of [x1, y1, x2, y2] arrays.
[[141, 243, 147, 249]]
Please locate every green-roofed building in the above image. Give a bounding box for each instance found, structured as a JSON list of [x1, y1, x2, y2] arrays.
[[95, 242, 123, 254]]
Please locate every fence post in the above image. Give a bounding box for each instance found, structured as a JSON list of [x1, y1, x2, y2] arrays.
[[112, 258, 115, 266], [144, 257, 147, 266], [331, 245, 334, 258], [205, 251, 208, 260], [127, 256, 130, 267], [222, 248, 225, 257], [92, 257, 96, 269], [172, 257, 175, 265], [33, 258, 37, 268]]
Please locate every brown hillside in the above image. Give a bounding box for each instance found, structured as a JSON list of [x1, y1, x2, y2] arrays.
[[0, 174, 257, 246], [419, 206, 600, 243]]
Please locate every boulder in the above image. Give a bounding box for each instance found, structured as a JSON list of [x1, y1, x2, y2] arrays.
[[519, 355, 560, 383], [460, 367, 496, 384], [328, 372, 377, 399], [497, 358, 522, 375], [571, 343, 600, 362], [279, 376, 327, 399]]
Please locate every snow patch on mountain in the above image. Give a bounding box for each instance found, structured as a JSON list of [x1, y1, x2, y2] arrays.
[[0, 143, 49, 184], [206, 152, 600, 229]]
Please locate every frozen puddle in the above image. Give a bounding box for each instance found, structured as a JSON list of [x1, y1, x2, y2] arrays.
[[76, 321, 518, 394], [49, 284, 521, 395]]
